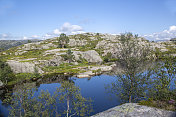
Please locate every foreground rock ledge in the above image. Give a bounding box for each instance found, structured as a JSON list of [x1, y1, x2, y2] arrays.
[[91, 103, 176, 117]]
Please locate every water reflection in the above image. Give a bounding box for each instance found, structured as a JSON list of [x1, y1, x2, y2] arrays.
[[0, 74, 69, 99], [0, 74, 119, 117], [106, 59, 176, 105], [2, 76, 93, 117]]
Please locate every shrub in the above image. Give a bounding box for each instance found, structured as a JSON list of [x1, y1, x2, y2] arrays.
[[0, 59, 15, 85]]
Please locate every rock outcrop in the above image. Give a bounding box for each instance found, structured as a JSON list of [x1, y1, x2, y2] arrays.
[[6, 49, 103, 75], [73, 50, 103, 63], [76, 64, 116, 78], [92, 103, 176, 117], [2, 33, 175, 76], [7, 60, 43, 74], [20, 42, 57, 51], [69, 39, 87, 47]]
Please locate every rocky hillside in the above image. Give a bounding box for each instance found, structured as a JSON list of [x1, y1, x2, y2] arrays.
[[0, 33, 175, 78]]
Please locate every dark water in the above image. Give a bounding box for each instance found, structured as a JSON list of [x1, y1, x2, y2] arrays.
[[0, 75, 121, 117]]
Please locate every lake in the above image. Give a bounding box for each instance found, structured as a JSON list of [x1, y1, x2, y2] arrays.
[[0, 61, 175, 117], [0, 75, 121, 117]]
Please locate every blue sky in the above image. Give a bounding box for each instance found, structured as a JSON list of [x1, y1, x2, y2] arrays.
[[0, 0, 176, 40]]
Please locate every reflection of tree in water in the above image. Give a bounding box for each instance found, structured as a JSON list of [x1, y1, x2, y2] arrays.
[[56, 80, 92, 117], [3, 75, 92, 117], [0, 74, 70, 101]]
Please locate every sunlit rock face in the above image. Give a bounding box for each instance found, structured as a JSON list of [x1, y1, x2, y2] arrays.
[[73, 50, 103, 63], [92, 103, 176, 117], [7, 60, 36, 73]]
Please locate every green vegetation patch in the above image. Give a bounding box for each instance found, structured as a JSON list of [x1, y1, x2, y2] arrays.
[[43, 63, 86, 74], [102, 52, 119, 63], [0, 59, 15, 85], [7, 73, 41, 86], [139, 98, 176, 111]]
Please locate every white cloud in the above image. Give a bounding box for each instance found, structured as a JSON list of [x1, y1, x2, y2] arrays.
[[144, 25, 176, 41], [42, 34, 54, 39], [2, 34, 8, 37], [22, 35, 40, 40], [0, 33, 42, 40], [31, 35, 39, 38], [0, 33, 13, 40], [23, 36, 28, 40], [169, 25, 176, 31], [53, 22, 84, 35], [53, 29, 62, 35], [44, 34, 52, 37], [0, 22, 85, 40]]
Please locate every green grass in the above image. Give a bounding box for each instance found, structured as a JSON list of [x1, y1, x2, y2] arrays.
[[42, 62, 100, 74], [154, 46, 176, 60], [165, 46, 176, 54], [7, 73, 41, 86], [43, 63, 83, 74], [139, 98, 176, 111], [19, 60, 35, 62]]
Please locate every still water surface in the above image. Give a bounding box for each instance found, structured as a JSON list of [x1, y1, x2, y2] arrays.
[[0, 75, 121, 117]]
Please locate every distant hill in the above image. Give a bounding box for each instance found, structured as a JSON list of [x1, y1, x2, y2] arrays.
[[170, 38, 176, 42], [0, 40, 41, 50]]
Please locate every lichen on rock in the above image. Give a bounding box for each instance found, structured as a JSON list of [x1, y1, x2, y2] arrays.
[[91, 103, 176, 117]]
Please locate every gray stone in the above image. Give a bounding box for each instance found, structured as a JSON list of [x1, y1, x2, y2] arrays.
[[7, 60, 41, 73], [76, 64, 116, 78], [15, 50, 28, 55], [44, 48, 68, 56], [76, 74, 91, 78], [77, 71, 95, 78], [82, 50, 103, 63], [42, 43, 57, 49], [19, 42, 57, 51], [47, 56, 63, 66], [91, 103, 176, 117], [90, 65, 114, 72], [73, 50, 103, 63], [69, 39, 87, 47], [35, 56, 63, 67], [0, 80, 3, 87]]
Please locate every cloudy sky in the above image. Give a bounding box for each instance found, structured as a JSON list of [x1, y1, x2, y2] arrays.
[[0, 0, 176, 41]]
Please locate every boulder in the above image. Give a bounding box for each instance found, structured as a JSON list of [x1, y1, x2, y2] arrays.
[[73, 50, 103, 63], [91, 103, 176, 117], [7, 60, 39, 73]]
